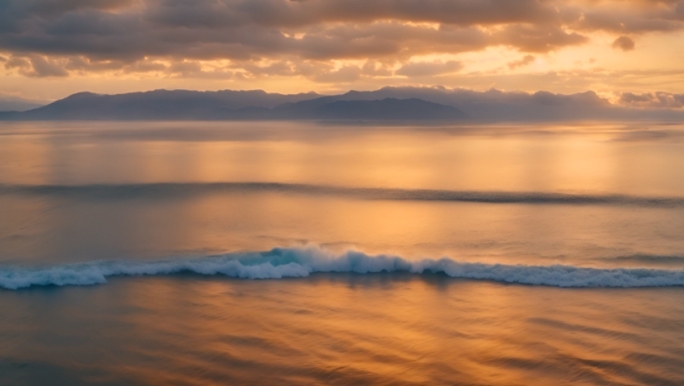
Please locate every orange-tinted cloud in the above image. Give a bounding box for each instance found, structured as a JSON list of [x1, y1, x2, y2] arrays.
[[620, 91, 684, 108], [396, 60, 463, 77], [2, 1, 681, 64], [612, 36, 635, 51], [1, 0, 683, 97], [508, 55, 535, 69]]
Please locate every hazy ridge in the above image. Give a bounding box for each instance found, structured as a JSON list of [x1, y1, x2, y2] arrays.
[[2, 87, 683, 122]]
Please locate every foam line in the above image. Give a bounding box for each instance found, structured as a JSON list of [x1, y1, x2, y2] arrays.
[[2, 247, 684, 290], [1, 182, 683, 207]]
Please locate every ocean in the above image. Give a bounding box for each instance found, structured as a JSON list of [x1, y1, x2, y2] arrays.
[[1, 121, 683, 385]]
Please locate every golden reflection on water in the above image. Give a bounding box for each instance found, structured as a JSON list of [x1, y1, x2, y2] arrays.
[[5, 275, 672, 385], [2, 189, 684, 268], [2, 122, 684, 385], [2, 121, 684, 195], [1, 121, 683, 266]]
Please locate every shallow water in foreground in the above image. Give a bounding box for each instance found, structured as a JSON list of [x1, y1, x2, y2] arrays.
[[2, 275, 684, 385], [1, 121, 684, 385]]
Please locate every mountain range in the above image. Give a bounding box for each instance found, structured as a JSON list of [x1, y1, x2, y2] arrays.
[[1, 87, 682, 122], [0, 95, 44, 112]]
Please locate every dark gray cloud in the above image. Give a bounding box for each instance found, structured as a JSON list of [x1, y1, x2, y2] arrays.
[[145, 0, 556, 29], [1, 0, 683, 79]]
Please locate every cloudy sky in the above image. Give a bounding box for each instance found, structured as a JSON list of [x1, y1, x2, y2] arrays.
[[1, 0, 683, 103]]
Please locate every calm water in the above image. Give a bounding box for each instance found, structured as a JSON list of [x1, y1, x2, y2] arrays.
[[1, 121, 683, 385]]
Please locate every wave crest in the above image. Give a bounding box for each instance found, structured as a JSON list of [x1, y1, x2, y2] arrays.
[[3, 247, 684, 290]]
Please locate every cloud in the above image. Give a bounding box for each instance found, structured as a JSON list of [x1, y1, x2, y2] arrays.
[[28, 55, 69, 77], [149, 0, 557, 29], [361, 62, 392, 77], [0, 0, 683, 82], [619, 92, 684, 108], [312, 66, 363, 83], [494, 24, 588, 52], [508, 55, 535, 69], [4, 55, 30, 70], [4, 54, 68, 77], [396, 60, 463, 77], [242, 61, 296, 77], [572, 2, 684, 35], [612, 36, 635, 51]]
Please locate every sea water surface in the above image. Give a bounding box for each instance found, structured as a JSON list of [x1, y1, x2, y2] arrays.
[[1, 121, 683, 385]]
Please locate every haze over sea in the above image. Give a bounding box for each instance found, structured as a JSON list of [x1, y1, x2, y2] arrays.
[[1, 121, 684, 385]]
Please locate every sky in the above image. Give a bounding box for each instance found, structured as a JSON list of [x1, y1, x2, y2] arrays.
[[1, 0, 684, 105]]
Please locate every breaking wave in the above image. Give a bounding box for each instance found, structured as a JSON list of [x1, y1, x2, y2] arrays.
[[2, 247, 684, 290]]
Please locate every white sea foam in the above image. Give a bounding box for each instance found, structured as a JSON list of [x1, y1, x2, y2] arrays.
[[2, 247, 684, 290]]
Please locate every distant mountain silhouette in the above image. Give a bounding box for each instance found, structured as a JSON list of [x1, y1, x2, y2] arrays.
[[4, 89, 466, 121], [306, 98, 465, 120], [3, 87, 683, 122], [13, 89, 320, 120], [329, 87, 684, 121], [0, 111, 20, 119], [0, 95, 44, 112]]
